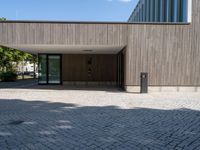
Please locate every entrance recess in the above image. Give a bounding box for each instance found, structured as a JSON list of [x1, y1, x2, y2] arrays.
[[38, 54, 62, 85], [62, 54, 117, 85]]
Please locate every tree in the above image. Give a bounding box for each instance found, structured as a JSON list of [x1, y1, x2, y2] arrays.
[[0, 17, 6, 21], [0, 46, 15, 72], [25, 54, 38, 79], [12, 50, 30, 79], [0, 46, 37, 78]]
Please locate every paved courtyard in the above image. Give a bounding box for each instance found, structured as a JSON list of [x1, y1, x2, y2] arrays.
[[0, 82, 200, 149]]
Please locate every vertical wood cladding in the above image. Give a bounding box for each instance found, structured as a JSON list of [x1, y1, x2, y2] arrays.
[[0, 23, 127, 46], [62, 54, 117, 82], [125, 0, 200, 86]]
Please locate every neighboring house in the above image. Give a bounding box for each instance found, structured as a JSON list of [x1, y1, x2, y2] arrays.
[[0, 0, 199, 92], [17, 61, 37, 73]]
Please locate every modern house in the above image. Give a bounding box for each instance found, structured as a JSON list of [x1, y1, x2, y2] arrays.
[[17, 61, 38, 75], [0, 0, 199, 92]]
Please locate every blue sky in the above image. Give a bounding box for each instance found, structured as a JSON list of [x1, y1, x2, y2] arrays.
[[0, 0, 138, 21]]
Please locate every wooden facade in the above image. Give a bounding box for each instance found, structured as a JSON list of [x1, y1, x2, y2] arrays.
[[125, 0, 200, 86], [0, 23, 127, 46], [62, 54, 117, 82], [0, 0, 200, 87]]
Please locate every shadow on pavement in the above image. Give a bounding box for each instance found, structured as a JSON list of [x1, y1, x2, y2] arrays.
[[0, 79, 125, 93], [0, 99, 200, 149]]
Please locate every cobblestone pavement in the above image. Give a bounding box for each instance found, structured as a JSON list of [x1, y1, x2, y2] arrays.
[[0, 85, 200, 150]]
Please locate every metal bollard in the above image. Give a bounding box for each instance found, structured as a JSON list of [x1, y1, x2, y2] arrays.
[[140, 73, 148, 93]]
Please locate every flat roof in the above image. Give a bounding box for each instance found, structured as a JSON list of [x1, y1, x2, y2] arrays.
[[0, 20, 190, 25]]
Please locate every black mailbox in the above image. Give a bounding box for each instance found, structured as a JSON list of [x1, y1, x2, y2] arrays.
[[140, 73, 148, 93]]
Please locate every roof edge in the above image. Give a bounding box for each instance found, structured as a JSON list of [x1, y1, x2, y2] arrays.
[[0, 20, 190, 25]]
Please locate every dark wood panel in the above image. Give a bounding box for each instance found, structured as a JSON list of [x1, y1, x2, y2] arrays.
[[62, 54, 117, 82]]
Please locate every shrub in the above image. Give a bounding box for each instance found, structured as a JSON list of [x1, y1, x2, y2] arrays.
[[0, 71, 17, 82]]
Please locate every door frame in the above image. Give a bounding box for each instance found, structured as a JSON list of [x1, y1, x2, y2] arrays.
[[117, 49, 125, 90], [38, 54, 62, 85]]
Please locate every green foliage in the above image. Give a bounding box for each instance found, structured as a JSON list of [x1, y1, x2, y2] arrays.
[[0, 17, 6, 21], [0, 71, 17, 82], [0, 46, 15, 71], [26, 54, 38, 64], [0, 46, 37, 72]]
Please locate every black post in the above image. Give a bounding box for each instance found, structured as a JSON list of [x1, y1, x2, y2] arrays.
[[140, 72, 148, 93]]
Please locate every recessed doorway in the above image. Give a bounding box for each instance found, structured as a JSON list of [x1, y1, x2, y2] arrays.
[[38, 54, 62, 85]]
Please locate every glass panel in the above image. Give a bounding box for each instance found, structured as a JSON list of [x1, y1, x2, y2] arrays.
[[38, 55, 47, 84], [48, 55, 61, 84], [166, 0, 172, 22], [155, 0, 159, 22], [152, 0, 155, 22], [172, 0, 179, 22], [181, 0, 188, 22], [145, 0, 148, 21], [148, 0, 151, 21]]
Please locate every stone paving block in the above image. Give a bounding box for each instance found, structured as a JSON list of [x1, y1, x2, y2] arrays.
[[0, 88, 200, 149]]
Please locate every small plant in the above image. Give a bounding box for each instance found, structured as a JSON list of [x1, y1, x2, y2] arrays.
[[0, 71, 17, 82]]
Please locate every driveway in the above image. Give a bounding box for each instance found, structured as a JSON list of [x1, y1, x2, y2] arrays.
[[0, 84, 200, 150]]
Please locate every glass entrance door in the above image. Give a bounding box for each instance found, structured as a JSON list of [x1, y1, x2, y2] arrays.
[[38, 55, 47, 84], [38, 54, 62, 85], [48, 55, 61, 84]]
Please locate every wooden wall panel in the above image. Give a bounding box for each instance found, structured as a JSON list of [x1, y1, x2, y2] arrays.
[[62, 54, 117, 82], [87, 24, 96, 45], [0, 23, 127, 46], [125, 0, 200, 86], [62, 55, 88, 81]]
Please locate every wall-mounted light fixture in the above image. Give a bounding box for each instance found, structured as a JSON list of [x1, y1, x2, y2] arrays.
[[83, 50, 93, 52]]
